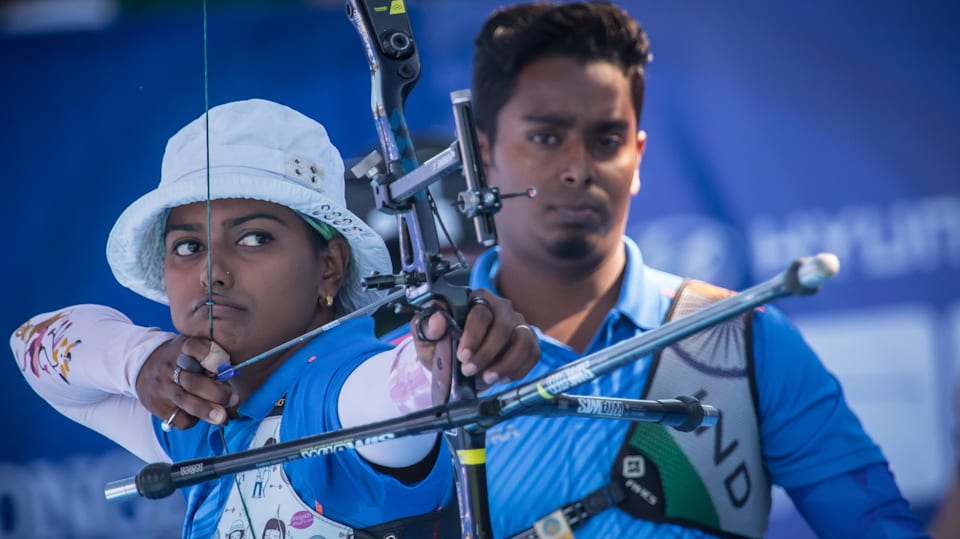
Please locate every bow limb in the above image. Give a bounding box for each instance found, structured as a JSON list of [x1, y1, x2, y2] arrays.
[[347, 2, 491, 537]]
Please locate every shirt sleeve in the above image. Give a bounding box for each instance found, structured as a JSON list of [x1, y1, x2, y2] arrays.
[[9, 304, 174, 463], [753, 305, 888, 487], [752, 308, 927, 535], [338, 335, 437, 467], [787, 462, 929, 538], [284, 327, 454, 528]]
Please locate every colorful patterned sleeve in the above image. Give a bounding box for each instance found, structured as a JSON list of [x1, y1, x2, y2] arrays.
[[9, 304, 175, 463]]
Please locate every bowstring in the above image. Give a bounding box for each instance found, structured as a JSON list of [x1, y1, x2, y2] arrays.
[[201, 2, 257, 537], [203, 0, 213, 341]]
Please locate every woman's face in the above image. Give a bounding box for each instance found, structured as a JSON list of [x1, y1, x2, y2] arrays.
[[163, 198, 343, 364]]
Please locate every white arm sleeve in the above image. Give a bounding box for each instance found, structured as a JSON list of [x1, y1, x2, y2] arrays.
[[338, 337, 437, 468], [9, 304, 175, 463]]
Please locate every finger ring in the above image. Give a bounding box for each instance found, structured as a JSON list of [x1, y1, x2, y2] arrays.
[[161, 408, 180, 432], [171, 366, 184, 386], [514, 324, 535, 336], [468, 296, 494, 316]]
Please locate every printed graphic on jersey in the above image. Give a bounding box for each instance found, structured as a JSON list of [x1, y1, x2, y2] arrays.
[[618, 422, 719, 528], [14, 310, 81, 383]]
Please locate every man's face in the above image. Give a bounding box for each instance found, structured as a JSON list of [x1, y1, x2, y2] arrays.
[[163, 198, 330, 363], [481, 56, 645, 271]]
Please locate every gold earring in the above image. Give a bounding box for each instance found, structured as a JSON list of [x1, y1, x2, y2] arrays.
[[321, 294, 334, 307]]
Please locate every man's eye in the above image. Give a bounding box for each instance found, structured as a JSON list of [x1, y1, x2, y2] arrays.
[[599, 134, 624, 149], [238, 232, 272, 247], [172, 240, 202, 256], [531, 133, 560, 145]]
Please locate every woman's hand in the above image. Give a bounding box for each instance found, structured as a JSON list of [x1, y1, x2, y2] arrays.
[[412, 288, 540, 393], [134, 336, 238, 431]]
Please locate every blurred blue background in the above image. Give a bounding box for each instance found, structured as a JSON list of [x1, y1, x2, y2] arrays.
[[2, 0, 957, 537]]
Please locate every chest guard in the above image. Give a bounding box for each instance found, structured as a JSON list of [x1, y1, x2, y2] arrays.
[[614, 279, 771, 538]]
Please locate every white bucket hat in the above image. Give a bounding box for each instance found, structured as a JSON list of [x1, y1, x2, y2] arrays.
[[106, 98, 391, 314]]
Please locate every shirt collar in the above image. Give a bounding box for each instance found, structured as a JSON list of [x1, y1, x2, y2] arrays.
[[470, 236, 670, 334], [620, 236, 670, 331]]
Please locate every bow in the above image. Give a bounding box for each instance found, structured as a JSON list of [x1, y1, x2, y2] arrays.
[[344, 2, 500, 534]]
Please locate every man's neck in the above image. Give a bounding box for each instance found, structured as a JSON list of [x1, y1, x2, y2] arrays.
[[496, 243, 627, 353]]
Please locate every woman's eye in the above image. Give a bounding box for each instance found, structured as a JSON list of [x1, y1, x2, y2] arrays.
[[238, 232, 272, 247], [172, 240, 202, 257]]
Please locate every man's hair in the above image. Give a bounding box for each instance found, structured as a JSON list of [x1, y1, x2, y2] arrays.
[[473, 1, 652, 148]]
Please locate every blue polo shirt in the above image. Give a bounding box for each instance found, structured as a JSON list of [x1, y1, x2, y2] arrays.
[[153, 316, 454, 539], [472, 238, 906, 538]]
